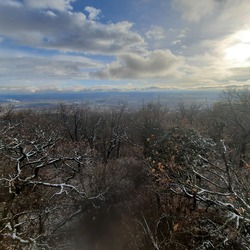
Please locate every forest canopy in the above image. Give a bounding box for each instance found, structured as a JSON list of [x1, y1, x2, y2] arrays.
[[0, 88, 250, 250]]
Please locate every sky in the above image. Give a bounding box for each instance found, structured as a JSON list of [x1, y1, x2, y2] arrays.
[[0, 0, 250, 93]]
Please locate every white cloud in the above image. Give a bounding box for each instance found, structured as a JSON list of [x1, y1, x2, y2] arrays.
[[23, 0, 75, 11], [84, 6, 101, 20], [1, 0, 250, 91], [178, 28, 188, 39], [0, 4, 145, 55], [145, 25, 167, 50], [93, 50, 184, 79], [0, 49, 101, 85], [172, 40, 182, 45], [145, 25, 165, 40]]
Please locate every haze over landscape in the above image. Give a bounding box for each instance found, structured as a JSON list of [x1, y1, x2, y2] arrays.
[[0, 0, 250, 96]]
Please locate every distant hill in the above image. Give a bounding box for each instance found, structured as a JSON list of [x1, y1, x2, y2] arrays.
[[0, 89, 221, 109]]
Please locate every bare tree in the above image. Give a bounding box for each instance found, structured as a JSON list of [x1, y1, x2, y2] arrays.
[[148, 127, 250, 249], [206, 88, 250, 168], [176, 101, 203, 127], [57, 103, 88, 142], [0, 111, 106, 249]]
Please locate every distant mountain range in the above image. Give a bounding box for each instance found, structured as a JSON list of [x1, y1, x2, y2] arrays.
[[0, 89, 221, 109]]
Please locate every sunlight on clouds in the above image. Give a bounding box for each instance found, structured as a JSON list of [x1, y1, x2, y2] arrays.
[[225, 44, 250, 65], [224, 29, 250, 67]]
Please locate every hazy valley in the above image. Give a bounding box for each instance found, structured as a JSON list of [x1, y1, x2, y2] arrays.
[[0, 89, 221, 110]]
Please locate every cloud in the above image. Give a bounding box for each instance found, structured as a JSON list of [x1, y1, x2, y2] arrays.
[[170, 31, 250, 86], [1, 0, 23, 8], [172, 40, 182, 45], [1, 0, 250, 92], [172, 0, 217, 22], [84, 6, 101, 20], [0, 3, 145, 55], [172, 0, 250, 36], [177, 28, 188, 39], [218, 0, 250, 22], [231, 67, 250, 81], [145, 25, 166, 40], [214, 0, 250, 34], [145, 25, 167, 50], [23, 0, 75, 11], [0, 48, 104, 93], [93, 50, 184, 79], [173, 0, 215, 22], [0, 49, 101, 84]]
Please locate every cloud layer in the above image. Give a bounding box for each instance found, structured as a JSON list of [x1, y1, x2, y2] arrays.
[[0, 0, 250, 92]]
